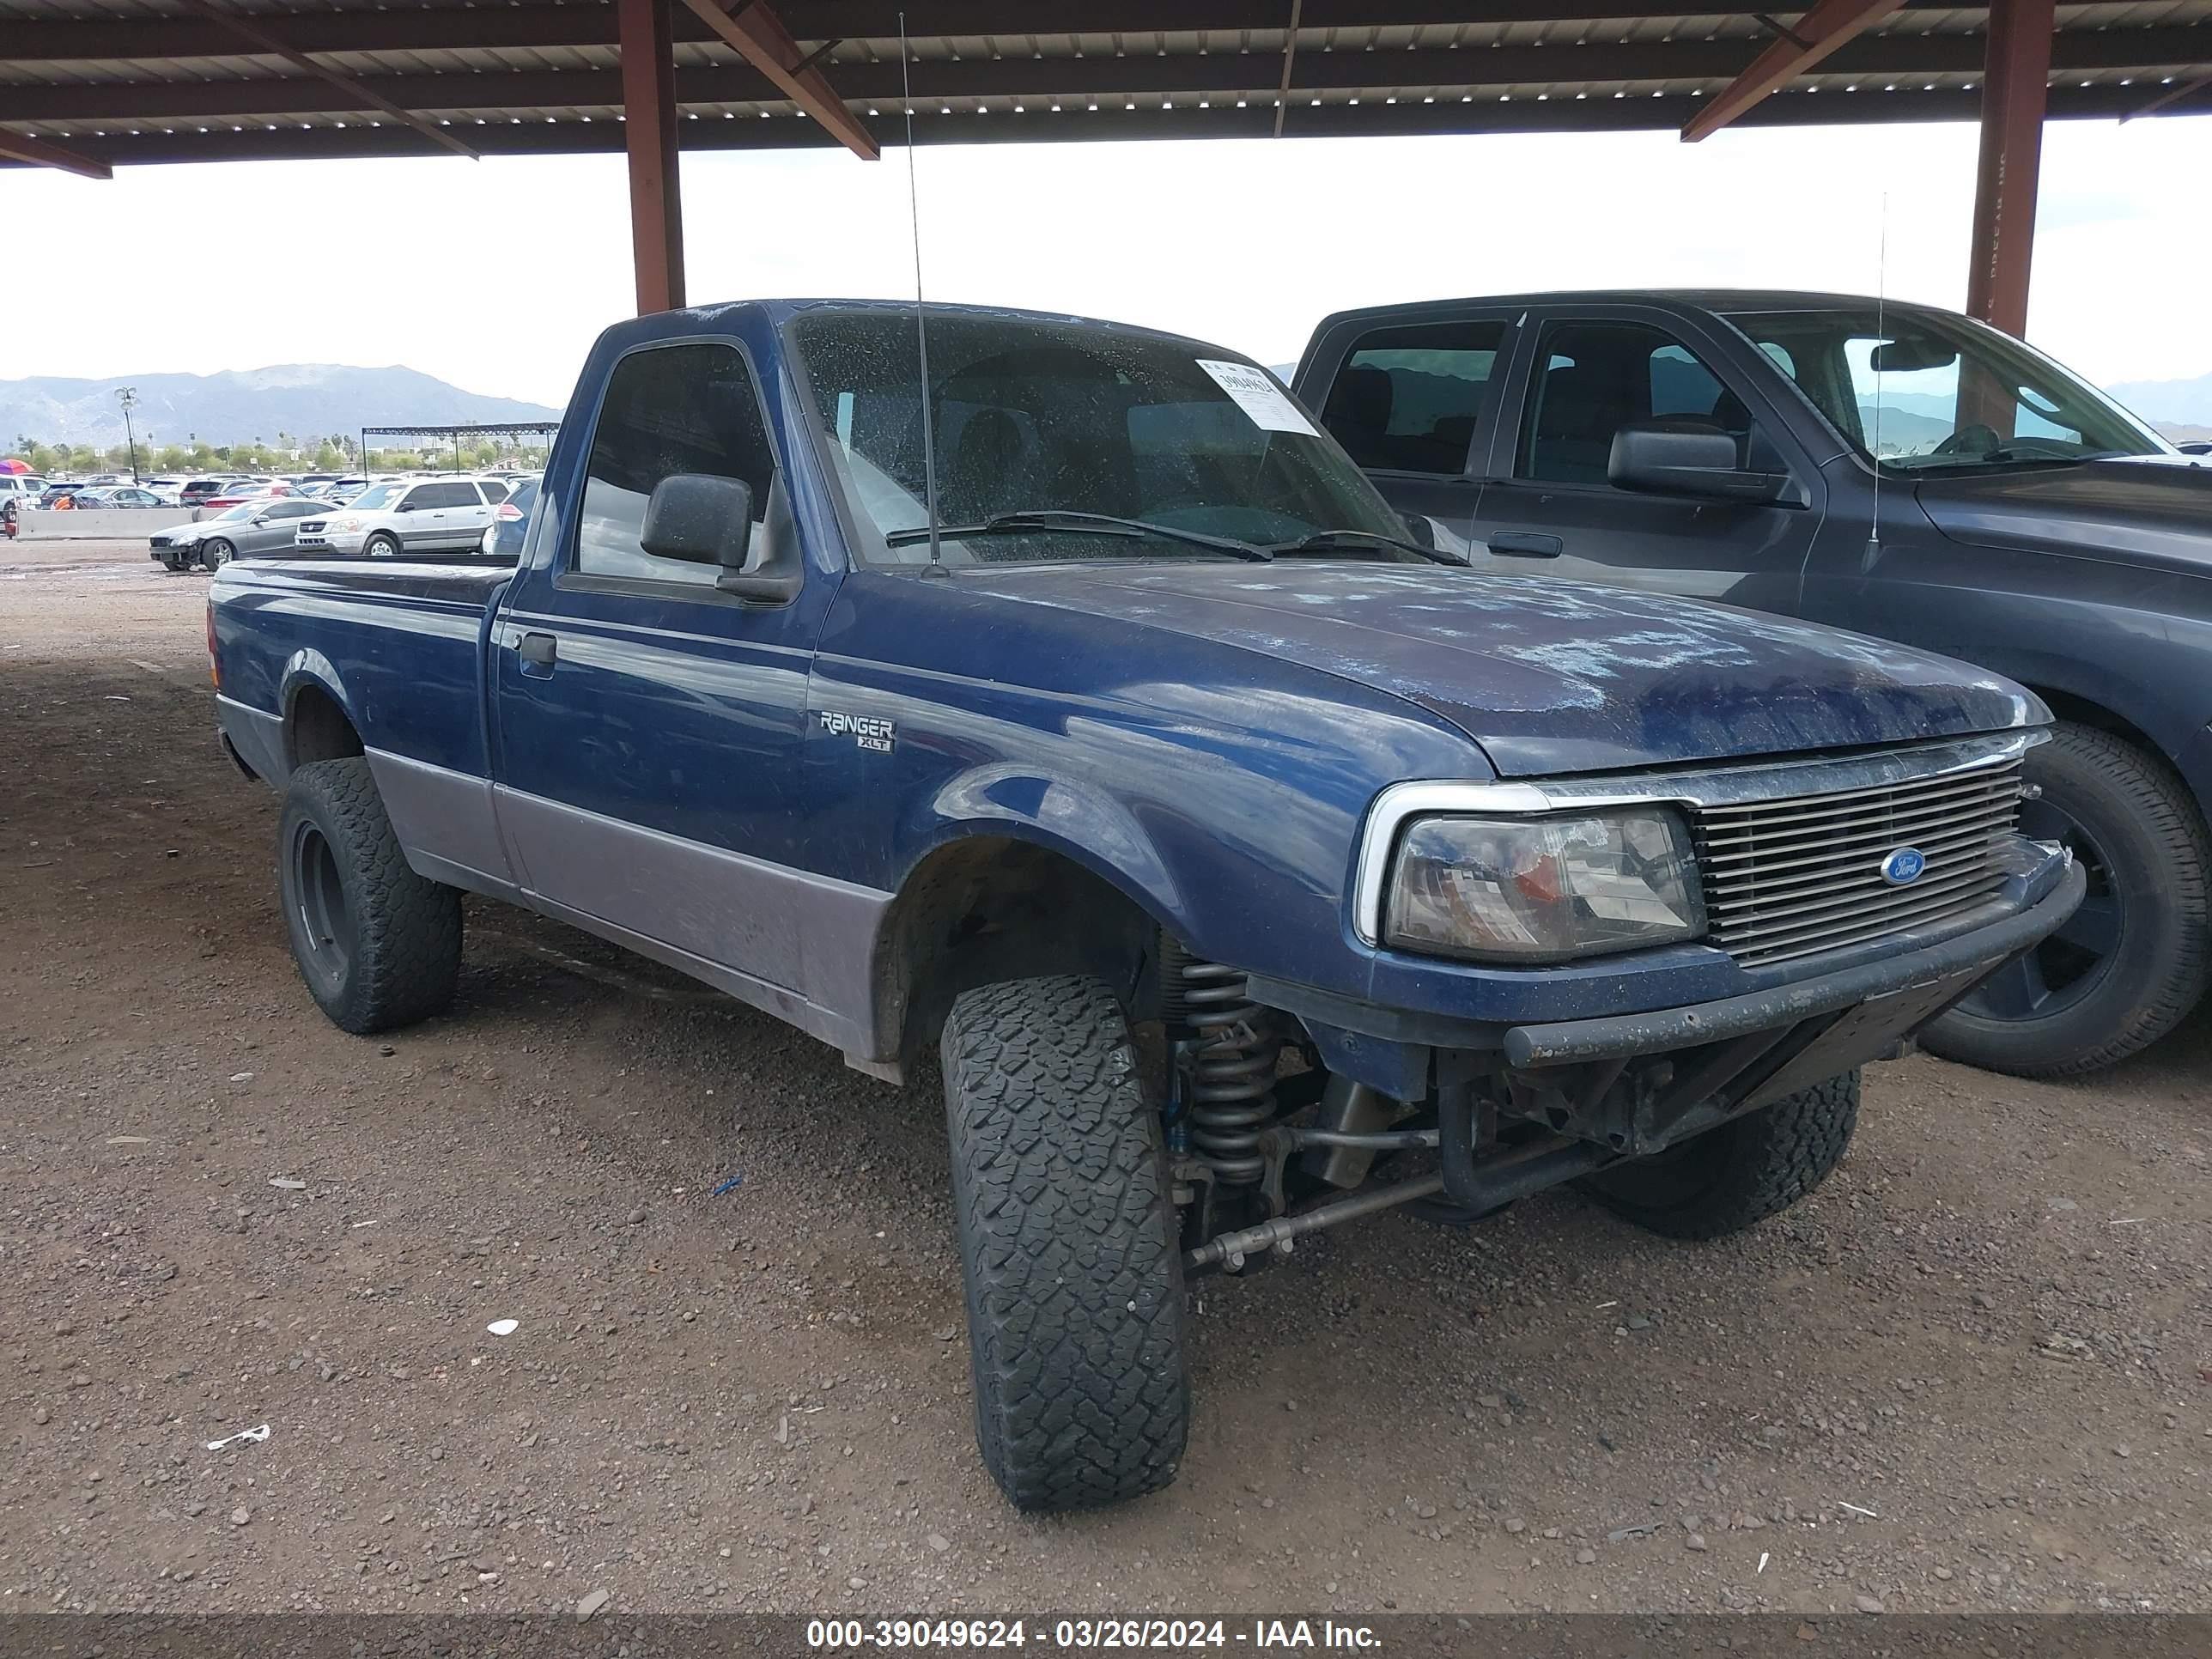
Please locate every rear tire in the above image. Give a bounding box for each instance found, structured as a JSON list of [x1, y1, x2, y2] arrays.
[[277, 757, 461, 1034], [941, 975, 1189, 1512], [1923, 722, 2210, 1078], [1577, 1070, 1859, 1240]]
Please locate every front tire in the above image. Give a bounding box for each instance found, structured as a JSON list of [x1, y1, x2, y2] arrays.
[[1577, 1071, 1859, 1240], [1923, 722, 2210, 1078], [277, 757, 462, 1034], [941, 975, 1189, 1512], [364, 532, 400, 558], [200, 538, 233, 572]]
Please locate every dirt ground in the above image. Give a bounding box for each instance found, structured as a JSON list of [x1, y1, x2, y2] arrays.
[[3, 552, 2208, 1621]]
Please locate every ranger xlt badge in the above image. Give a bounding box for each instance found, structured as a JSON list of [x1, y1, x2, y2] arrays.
[[820, 710, 896, 753]]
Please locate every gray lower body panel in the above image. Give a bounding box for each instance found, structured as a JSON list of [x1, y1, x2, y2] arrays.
[[491, 786, 888, 1054], [217, 716, 892, 1063], [368, 748, 523, 902]]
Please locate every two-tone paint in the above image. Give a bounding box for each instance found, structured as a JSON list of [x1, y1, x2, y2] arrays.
[[213, 298, 2050, 1082]]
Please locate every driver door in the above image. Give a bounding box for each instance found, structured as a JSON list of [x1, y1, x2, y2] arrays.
[[1465, 307, 1822, 615]]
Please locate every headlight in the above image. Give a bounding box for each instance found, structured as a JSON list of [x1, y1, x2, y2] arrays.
[[1384, 811, 1704, 963], [336, 518, 361, 531]]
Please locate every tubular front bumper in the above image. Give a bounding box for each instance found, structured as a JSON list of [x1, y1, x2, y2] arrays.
[[1255, 837, 2081, 1150], [1502, 846, 2082, 1068]]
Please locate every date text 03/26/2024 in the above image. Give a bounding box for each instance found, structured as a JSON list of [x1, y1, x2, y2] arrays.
[[805, 1620, 1382, 1650]]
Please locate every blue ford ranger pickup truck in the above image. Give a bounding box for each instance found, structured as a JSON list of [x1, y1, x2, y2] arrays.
[[210, 299, 2081, 1511]]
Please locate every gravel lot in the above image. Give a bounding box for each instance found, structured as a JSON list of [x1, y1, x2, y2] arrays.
[[3, 556, 2208, 1620]]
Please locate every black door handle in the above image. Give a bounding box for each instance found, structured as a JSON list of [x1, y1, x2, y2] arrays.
[[518, 631, 557, 666], [1488, 531, 1564, 558]]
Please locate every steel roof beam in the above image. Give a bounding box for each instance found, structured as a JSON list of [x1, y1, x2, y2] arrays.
[[14, 26, 2207, 125], [1682, 0, 1914, 140], [2123, 69, 2212, 119], [0, 125, 112, 179], [169, 0, 479, 159], [676, 0, 878, 158], [5, 1, 2124, 64], [2, 80, 2167, 174]]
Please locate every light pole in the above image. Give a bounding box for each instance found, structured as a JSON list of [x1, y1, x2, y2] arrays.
[[114, 386, 142, 484]]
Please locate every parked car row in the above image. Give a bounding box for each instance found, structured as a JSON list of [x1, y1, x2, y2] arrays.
[[150, 474, 537, 571]]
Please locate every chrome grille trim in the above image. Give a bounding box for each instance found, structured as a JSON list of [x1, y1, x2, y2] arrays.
[[1690, 760, 2024, 966], [1352, 730, 2041, 951]]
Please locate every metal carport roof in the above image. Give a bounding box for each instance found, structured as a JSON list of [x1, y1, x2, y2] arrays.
[[4, 0, 2208, 171]]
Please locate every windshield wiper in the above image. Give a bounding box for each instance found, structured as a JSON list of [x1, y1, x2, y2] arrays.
[[884, 509, 1272, 561], [1265, 527, 1466, 566]]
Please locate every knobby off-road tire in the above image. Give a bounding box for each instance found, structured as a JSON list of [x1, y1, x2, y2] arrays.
[[940, 975, 1189, 1512], [1577, 1070, 1859, 1240], [277, 757, 462, 1034], [1923, 722, 2211, 1079]]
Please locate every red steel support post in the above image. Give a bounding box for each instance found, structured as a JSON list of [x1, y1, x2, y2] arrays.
[[1965, 0, 2054, 338], [619, 0, 686, 314]]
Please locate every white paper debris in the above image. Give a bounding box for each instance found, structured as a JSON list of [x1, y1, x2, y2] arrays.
[[269, 1177, 307, 1190], [1196, 360, 1319, 435], [486, 1319, 519, 1337], [204, 1423, 271, 1451]]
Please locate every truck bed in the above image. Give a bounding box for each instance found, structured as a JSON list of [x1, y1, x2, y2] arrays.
[[212, 557, 512, 784]]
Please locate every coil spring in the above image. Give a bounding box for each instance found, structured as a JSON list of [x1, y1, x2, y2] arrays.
[[1174, 953, 1281, 1187]]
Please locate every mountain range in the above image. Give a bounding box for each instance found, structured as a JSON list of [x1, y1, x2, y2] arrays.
[[2106, 370, 2212, 427], [0, 365, 561, 448], [6, 358, 2209, 453]]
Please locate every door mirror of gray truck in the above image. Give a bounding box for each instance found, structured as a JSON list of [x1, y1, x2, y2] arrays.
[[1609, 419, 1794, 505], [641, 473, 802, 604]]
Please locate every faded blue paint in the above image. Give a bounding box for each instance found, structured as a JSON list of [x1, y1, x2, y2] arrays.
[[209, 298, 2047, 1056]]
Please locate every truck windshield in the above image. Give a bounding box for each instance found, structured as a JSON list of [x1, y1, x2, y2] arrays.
[[788, 309, 1413, 566], [1718, 306, 2169, 471]]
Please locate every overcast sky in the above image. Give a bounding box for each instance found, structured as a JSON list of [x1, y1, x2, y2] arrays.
[[6, 112, 2209, 409]]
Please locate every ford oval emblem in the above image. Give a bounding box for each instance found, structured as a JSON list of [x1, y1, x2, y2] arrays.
[[1880, 847, 1927, 886]]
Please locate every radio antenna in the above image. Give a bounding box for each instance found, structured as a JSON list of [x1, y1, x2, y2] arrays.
[[1867, 191, 1888, 563], [899, 12, 944, 575]]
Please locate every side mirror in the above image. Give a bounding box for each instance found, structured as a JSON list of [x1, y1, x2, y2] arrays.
[[392, 501, 414, 513], [641, 473, 800, 603], [1609, 419, 1793, 504]]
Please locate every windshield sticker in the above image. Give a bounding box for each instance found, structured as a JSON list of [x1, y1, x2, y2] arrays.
[[1195, 360, 1320, 437]]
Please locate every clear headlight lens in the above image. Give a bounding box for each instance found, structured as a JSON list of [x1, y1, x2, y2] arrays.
[[1384, 811, 1705, 963]]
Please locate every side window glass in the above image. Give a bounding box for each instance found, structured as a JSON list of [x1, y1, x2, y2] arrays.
[[577, 342, 777, 586], [398, 487, 434, 513], [1520, 321, 1753, 485], [479, 480, 508, 504], [1320, 319, 1504, 474]]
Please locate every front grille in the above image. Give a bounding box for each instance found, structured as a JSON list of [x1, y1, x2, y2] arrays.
[[1692, 757, 2024, 966]]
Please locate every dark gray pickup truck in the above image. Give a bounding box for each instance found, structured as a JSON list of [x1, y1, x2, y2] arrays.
[[1297, 290, 2212, 1078]]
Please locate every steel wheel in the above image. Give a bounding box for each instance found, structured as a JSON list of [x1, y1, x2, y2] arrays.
[[1954, 793, 2118, 1024], [288, 817, 356, 992]]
